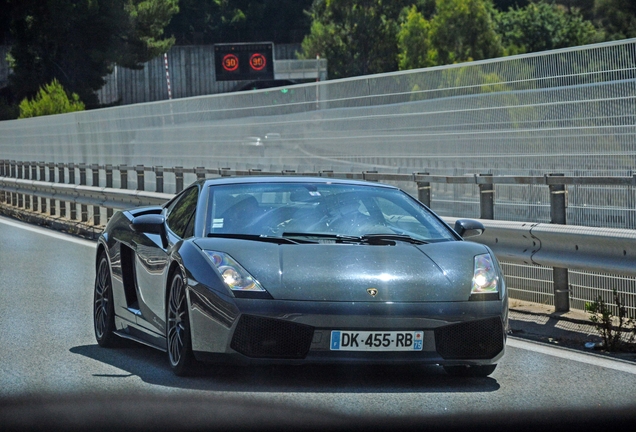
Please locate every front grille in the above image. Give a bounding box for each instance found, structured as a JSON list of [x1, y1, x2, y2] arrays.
[[434, 317, 504, 360], [230, 315, 314, 359]]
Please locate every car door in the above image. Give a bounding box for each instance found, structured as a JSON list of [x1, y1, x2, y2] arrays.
[[134, 185, 199, 335]]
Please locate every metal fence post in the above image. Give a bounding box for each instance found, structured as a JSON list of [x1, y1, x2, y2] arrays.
[[39, 162, 46, 214], [155, 166, 164, 193], [69, 163, 76, 220], [10, 161, 17, 206], [629, 171, 635, 230], [58, 164, 66, 218], [549, 173, 569, 312], [29, 161, 36, 210], [136, 165, 145, 191], [479, 174, 494, 220], [92, 164, 100, 226], [363, 170, 378, 182], [415, 172, 431, 208], [175, 167, 184, 193], [196, 167, 206, 182], [48, 163, 56, 216], [25, 162, 32, 210], [17, 162, 24, 208], [120, 165, 128, 190], [79, 163, 88, 222], [0, 160, 4, 203], [29, 161, 36, 211], [106, 165, 113, 220]]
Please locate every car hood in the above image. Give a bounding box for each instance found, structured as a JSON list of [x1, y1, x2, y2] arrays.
[[194, 239, 490, 302]]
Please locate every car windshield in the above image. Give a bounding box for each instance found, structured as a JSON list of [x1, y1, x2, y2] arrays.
[[205, 182, 456, 243]]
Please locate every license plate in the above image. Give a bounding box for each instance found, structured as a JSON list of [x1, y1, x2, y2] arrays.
[[330, 331, 424, 351]]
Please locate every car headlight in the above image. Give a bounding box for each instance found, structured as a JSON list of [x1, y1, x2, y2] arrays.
[[204, 251, 266, 292], [471, 253, 498, 294]]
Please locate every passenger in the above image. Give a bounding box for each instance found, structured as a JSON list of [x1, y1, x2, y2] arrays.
[[221, 195, 261, 234]]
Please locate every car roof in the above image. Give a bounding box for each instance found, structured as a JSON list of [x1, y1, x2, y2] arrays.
[[199, 176, 400, 189]]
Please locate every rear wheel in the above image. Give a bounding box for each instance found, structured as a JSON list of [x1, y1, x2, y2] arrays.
[[166, 270, 195, 376], [443, 364, 497, 377], [94, 252, 119, 347]]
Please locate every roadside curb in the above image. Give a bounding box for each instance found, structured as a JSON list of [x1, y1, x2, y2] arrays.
[[0, 204, 102, 240]]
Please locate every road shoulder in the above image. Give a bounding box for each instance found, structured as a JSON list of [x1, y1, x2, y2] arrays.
[[509, 299, 636, 364]]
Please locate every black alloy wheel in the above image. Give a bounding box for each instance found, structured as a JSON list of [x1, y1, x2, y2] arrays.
[[443, 364, 497, 377], [166, 270, 195, 376], [94, 252, 119, 347]]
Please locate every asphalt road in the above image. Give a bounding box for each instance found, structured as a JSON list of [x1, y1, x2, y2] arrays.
[[1, 215, 635, 429]]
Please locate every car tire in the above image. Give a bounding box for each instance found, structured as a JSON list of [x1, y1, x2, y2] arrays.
[[166, 270, 195, 376], [443, 364, 497, 377], [94, 252, 120, 348]]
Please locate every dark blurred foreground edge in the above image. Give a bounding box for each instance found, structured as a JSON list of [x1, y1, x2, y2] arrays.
[[1, 393, 635, 432]]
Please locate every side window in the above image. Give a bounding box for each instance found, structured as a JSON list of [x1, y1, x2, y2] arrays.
[[166, 186, 199, 238]]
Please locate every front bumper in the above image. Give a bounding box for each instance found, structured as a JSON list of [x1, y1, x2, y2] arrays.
[[188, 288, 507, 366]]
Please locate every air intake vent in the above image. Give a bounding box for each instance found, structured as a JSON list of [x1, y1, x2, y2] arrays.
[[434, 317, 504, 360], [230, 315, 314, 359]]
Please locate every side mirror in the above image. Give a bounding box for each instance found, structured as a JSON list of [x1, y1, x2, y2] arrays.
[[131, 214, 168, 248], [454, 219, 485, 238]]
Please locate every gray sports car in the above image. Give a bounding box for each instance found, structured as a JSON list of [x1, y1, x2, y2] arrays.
[[94, 177, 507, 376]]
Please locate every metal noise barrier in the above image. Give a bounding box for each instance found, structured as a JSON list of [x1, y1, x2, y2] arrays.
[[443, 218, 636, 278]]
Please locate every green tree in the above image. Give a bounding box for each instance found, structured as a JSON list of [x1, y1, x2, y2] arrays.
[[18, 79, 85, 118], [429, 0, 504, 65], [593, 0, 636, 39], [300, 0, 411, 79], [7, 0, 178, 108], [164, 1, 314, 45], [164, 0, 245, 44], [492, 0, 529, 10], [559, 0, 595, 16], [414, 0, 437, 19], [496, 1, 600, 54], [241, 0, 314, 43], [397, 6, 433, 70]]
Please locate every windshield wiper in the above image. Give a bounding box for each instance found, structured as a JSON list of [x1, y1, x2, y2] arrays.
[[282, 232, 428, 245], [359, 234, 428, 245], [206, 233, 316, 244], [282, 232, 361, 243]]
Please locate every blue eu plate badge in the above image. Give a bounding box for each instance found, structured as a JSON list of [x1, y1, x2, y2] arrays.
[[331, 331, 341, 350]]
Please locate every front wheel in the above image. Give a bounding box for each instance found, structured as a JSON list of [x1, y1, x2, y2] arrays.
[[166, 270, 195, 376], [94, 252, 119, 347], [443, 364, 497, 377]]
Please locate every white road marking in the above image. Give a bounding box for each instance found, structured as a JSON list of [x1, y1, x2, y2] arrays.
[[0, 216, 96, 248], [508, 337, 636, 375]]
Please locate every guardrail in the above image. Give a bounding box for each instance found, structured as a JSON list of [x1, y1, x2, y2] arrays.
[[2, 160, 636, 316], [444, 217, 636, 277], [0, 177, 172, 209]]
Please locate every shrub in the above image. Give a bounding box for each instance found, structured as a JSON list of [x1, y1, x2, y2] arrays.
[[18, 79, 85, 119], [585, 288, 635, 351]]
